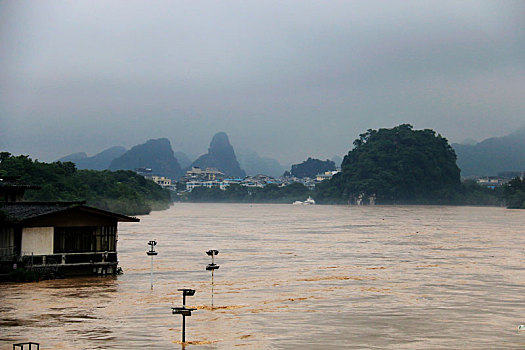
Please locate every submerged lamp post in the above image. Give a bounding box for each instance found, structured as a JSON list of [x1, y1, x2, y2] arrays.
[[172, 288, 197, 343], [147, 240, 158, 290], [205, 250, 219, 308]]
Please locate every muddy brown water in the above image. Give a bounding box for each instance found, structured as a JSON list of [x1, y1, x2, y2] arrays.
[[1, 204, 525, 349]]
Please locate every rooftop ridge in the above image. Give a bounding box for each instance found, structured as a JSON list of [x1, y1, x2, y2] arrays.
[[0, 201, 86, 205]]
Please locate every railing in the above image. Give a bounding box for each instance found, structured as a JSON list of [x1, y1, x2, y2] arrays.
[[13, 342, 39, 350], [0, 246, 16, 261], [22, 252, 117, 266]]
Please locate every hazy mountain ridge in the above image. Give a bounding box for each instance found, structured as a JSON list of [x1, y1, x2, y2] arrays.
[[237, 149, 284, 178], [57, 147, 127, 170], [452, 127, 525, 176], [109, 138, 182, 180], [190, 132, 246, 178], [174, 151, 194, 169], [57, 152, 88, 162]]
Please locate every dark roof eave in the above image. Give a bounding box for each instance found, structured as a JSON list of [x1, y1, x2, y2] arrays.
[[0, 201, 140, 223], [78, 205, 140, 222]]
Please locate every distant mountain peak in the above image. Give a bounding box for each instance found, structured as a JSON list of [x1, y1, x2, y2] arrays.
[[109, 138, 182, 179], [210, 132, 230, 149], [190, 132, 246, 178]]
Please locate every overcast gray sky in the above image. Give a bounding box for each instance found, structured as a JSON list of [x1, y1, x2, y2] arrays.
[[1, 0, 524, 164]]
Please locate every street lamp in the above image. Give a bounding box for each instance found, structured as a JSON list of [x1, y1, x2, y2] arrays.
[[205, 250, 219, 308], [146, 240, 158, 290], [172, 288, 197, 343]]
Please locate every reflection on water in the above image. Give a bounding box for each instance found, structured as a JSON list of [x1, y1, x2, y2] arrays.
[[1, 204, 525, 349]]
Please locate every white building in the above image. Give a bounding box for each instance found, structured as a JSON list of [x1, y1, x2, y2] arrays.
[[151, 176, 172, 187], [316, 170, 339, 182], [186, 180, 229, 192]]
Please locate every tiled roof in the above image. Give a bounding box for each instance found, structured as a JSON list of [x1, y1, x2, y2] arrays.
[[0, 202, 139, 223], [0, 177, 40, 190]]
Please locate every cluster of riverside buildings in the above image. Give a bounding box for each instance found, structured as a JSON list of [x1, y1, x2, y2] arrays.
[[470, 172, 525, 189], [136, 167, 340, 193], [137, 166, 525, 193]]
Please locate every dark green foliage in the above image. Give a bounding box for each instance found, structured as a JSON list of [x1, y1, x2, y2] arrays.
[[503, 177, 525, 209], [187, 182, 310, 203], [9, 268, 41, 282], [290, 158, 336, 178], [0, 153, 171, 215], [457, 180, 502, 206], [319, 124, 462, 204], [252, 183, 310, 203], [187, 186, 231, 202]]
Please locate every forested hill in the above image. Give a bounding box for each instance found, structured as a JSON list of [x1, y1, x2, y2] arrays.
[[316, 124, 462, 204], [0, 153, 171, 216], [289, 158, 336, 178]]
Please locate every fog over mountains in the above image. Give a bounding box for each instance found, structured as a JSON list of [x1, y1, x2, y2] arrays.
[[57, 132, 288, 179], [452, 127, 525, 177], [3, 2, 524, 165], [108, 138, 183, 180], [57, 146, 127, 170], [55, 126, 525, 180]]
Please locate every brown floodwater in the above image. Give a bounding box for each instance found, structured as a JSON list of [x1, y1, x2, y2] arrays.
[[1, 203, 525, 349]]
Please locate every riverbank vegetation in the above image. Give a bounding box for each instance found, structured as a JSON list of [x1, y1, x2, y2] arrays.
[[286, 157, 336, 178], [503, 177, 525, 209], [0, 153, 171, 215], [184, 183, 310, 203]]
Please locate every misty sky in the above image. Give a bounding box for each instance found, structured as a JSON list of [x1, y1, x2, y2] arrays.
[[1, 1, 524, 164]]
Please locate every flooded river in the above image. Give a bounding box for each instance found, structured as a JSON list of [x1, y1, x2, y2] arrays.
[[1, 204, 525, 349]]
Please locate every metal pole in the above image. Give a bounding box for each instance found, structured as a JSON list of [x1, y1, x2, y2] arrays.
[[181, 293, 186, 343], [182, 315, 186, 343], [147, 240, 157, 290], [150, 255, 153, 290], [211, 254, 215, 308]]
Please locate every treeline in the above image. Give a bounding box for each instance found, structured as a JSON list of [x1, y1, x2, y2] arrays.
[[503, 177, 525, 209], [287, 157, 336, 178], [182, 177, 512, 207], [185, 183, 310, 203], [0, 153, 171, 215]]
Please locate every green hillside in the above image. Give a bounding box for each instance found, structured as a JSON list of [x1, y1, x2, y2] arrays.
[[0, 152, 171, 215], [316, 124, 462, 204]]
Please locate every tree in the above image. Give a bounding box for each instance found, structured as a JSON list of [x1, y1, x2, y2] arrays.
[[0, 154, 171, 215], [290, 158, 336, 178], [321, 124, 462, 204], [503, 177, 525, 209]]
